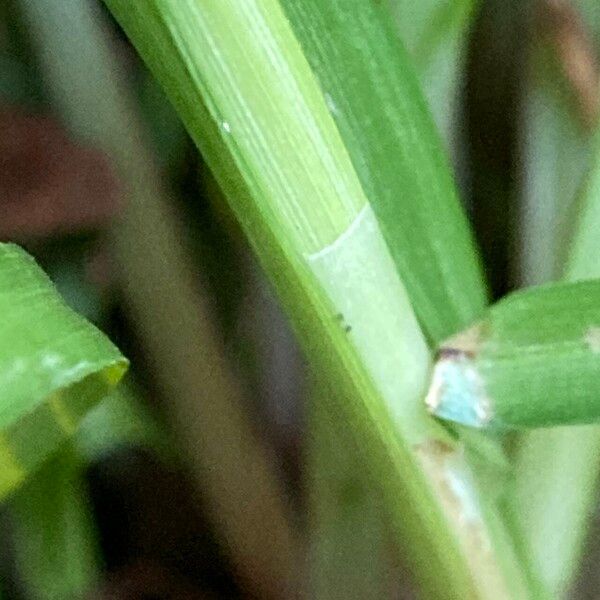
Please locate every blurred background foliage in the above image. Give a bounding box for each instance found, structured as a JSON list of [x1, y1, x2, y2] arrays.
[[0, 0, 599, 598]]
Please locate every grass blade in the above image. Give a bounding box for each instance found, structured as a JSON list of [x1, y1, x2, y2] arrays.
[[427, 279, 600, 429], [0, 243, 127, 498], [513, 134, 600, 596], [280, 0, 487, 343], [513, 2, 600, 593], [8, 447, 100, 600], [103, 1, 532, 597]]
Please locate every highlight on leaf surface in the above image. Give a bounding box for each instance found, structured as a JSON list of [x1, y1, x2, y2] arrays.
[[0, 243, 127, 498], [426, 279, 600, 429]]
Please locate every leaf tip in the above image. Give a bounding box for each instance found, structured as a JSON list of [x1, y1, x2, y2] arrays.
[[425, 344, 492, 429]]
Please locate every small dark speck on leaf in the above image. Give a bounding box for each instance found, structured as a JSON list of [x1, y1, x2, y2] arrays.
[[334, 312, 351, 332]]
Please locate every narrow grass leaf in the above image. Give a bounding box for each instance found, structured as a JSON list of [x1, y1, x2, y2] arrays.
[[280, 0, 487, 343], [427, 279, 600, 429], [0, 243, 127, 498], [9, 446, 100, 600], [513, 2, 600, 594]]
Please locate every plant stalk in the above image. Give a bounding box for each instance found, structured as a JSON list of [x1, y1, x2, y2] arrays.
[[104, 1, 533, 597]]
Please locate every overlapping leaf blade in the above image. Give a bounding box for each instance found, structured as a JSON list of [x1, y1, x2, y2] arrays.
[[0, 243, 127, 497], [280, 0, 487, 343], [514, 2, 600, 594]]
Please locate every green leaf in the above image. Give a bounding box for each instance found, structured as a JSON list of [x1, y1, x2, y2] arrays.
[[513, 131, 600, 600], [427, 279, 600, 429], [0, 243, 127, 498], [279, 0, 487, 343], [76, 380, 172, 462], [9, 446, 100, 600], [512, 3, 600, 595]]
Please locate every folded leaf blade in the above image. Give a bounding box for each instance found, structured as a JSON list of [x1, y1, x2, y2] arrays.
[[0, 243, 127, 497]]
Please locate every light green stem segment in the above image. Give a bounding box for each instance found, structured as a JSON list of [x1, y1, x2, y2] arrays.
[[0, 243, 127, 498], [304, 0, 481, 592], [9, 446, 100, 600], [427, 279, 600, 429], [104, 1, 531, 597]]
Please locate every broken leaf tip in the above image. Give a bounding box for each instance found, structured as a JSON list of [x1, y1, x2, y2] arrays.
[[425, 346, 492, 429]]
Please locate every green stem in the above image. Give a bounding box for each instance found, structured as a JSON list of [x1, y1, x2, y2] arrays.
[[104, 1, 531, 597], [307, 1, 480, 592], [308, 379, 397, 599]]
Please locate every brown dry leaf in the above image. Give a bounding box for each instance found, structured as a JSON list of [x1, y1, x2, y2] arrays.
[[0, 106, 121, 240]]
